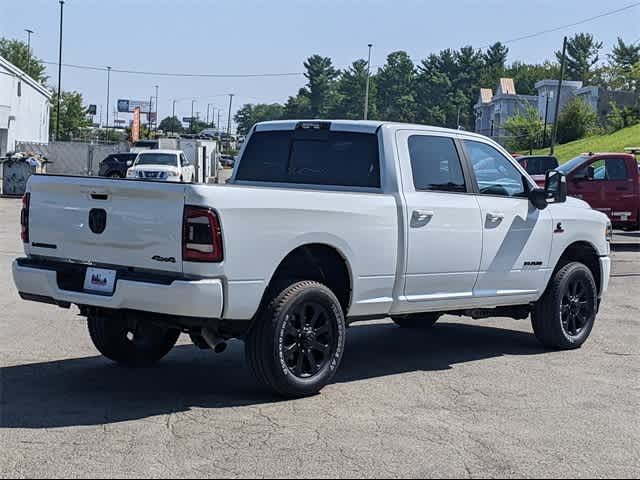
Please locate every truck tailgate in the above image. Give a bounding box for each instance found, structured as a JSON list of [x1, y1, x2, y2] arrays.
[[27, 176, 186, 273]]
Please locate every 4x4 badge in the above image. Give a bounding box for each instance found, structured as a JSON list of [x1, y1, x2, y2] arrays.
[[152, 255, 176, 263]]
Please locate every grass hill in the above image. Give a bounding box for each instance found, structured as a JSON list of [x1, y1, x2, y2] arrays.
[[532, 123, 640, 163]]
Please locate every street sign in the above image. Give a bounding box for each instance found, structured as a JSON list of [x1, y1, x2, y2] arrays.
[[182, 117, 194, 123], [118, 99, 152, 113], [86, 104, 97, 115]]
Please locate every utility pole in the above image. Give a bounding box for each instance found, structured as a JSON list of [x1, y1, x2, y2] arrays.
[[206, 103, 211, 126], [364, 43, 373, 120], [56, 0, 64, 140], [217, 110, 221, 135], [550, 36, 567, 156], [227, 94, 234, 138], [154, 85, 159, 132], [25, 29, 34, 74], [105, 66, 111, 138]]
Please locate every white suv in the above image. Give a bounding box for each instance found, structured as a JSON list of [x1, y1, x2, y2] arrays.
[[126, 150, 195, 182]]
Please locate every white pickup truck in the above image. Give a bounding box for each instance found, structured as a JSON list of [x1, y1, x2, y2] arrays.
[[13, 120, 612, 398]]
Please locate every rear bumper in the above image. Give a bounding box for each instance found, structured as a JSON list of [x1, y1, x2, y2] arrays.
[[12, 259, 224, 319], [599, 256, 611, 298]]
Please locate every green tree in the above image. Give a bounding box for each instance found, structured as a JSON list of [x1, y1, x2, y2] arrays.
[[158, 116, 184, 134], [507, 61, 561, 95], [300, 55, 339, 118], [0, 37, 48, 83], [50, 91, 92, 140], [482, 42, 509, 91], [283, 90, 312, 119], [452, 46, 485, 130], [414, 54, 453, 126], [610, 37, 640, 71], [376, 51, 416, 122], [556, 98, 599, 144], [502, 105, 544, 152], [234, 103, 285, 135], [556, 33, 603, 83], [331, 59, 376, 120]]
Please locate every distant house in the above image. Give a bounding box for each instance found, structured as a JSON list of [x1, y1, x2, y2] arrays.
[[474, 78, 537, 139], [574, 86, 638, 122], [475, 77, 638, 143], [0, 55, 51, 156]]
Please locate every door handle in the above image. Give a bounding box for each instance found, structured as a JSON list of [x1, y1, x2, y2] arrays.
[[411, 210, 434, 228], [487, 212, 505, 223]]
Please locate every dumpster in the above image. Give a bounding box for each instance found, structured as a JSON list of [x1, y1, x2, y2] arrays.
[[0, 153, 48, 196]]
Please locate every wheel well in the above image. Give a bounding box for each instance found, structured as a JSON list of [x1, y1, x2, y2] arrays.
[[557, 242, 602, 294], [261, 244, 352, 314]]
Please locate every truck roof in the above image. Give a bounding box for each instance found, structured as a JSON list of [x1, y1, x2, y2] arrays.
[[254, 119, 489, 140]]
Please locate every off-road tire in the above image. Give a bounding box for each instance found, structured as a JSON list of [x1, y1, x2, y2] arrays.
[[531, 262, 597, 349], [245, 280, 346, 398], [88, 313, 180, 367]]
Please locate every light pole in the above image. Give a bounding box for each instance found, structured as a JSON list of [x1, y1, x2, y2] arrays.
[[56, 1, 64, 140], [191, 100, 196, 133], [105, 66, 111, 139], [154, 85, 159, 132], [171, 99, 177, 134], [542, 90, 553, 147], [227, 94, 234, 138], [364, 43, 373, 120], [24, 29, 34, 74]]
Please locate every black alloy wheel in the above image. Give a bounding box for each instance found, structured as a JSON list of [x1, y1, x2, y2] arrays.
[[281, 301, 337, 379]]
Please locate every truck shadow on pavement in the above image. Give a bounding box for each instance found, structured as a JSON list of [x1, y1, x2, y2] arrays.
[[0, 321, 545, 429]]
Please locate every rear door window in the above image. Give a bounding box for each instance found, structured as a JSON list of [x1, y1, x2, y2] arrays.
[[236, 128, 380, 188], [408, 135, 466, 193]]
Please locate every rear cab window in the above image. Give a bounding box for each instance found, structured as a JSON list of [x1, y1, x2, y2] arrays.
[[235, 125, 380, 189]]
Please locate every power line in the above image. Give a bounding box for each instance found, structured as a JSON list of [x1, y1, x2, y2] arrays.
[[41, 60, 304, 77], [484, 2, 640, 48], [38, 3, 640, 79]]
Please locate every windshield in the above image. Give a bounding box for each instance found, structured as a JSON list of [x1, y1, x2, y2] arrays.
[[557, 155, 591, 174], [134, 153, 178, 167]]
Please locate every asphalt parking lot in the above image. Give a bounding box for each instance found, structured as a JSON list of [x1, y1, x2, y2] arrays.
[[0, 197, 638, 478]]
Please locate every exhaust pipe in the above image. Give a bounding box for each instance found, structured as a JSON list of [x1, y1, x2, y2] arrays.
[[201, 328, 227, 354]]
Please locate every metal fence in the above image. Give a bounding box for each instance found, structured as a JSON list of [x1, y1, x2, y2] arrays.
[[14, 141, 129, 176]]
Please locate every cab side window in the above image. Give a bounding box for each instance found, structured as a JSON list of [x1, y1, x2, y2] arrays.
[[463, 140, 527, 197], [575, 158, 629, 181], [408, 135, 466, 193], [181, 154, 189, 167]]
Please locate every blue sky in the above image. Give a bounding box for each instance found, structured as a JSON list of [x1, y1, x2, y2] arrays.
[[1, 0, 639, 130]]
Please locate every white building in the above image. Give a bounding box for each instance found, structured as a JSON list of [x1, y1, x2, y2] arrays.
[[0, 55, 51, 156]]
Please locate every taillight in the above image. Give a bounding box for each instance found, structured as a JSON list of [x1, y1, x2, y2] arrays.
[[183, 206, 223, 262], [20, 193, 30, 243]]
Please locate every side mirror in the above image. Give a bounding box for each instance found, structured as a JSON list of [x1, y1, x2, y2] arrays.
[[528, 188, 548, 210], [545, 169, 568, 204], [127, 161, 133, 167], [586, 165, 595, 180]]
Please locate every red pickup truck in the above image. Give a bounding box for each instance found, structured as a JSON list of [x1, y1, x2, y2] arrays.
[[536, 153, 640, 230]]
